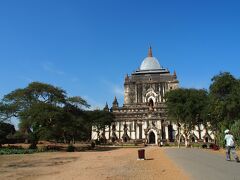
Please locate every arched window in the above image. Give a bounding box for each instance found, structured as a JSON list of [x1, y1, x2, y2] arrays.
[[149, 131, 156, 144], [205, 137, 209, 143], [149, 98, 154, 107], [191, 137, 195, 142]]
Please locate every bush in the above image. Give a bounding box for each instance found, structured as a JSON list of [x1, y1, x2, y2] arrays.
[[46, 145, 61, 151], [230, 120, 240, 148], [91, 141, 95, 149], [0, 147, 37, 155], [191, 143, 201, 148], [209, 143, 219, 150], [28, 143, 38, 149], [95, 140, 100, 145], [66, 145, 75, 152], [6, 131, 27, 144], [7, 145, 24, 149]]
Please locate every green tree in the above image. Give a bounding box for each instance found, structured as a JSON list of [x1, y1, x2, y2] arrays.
[[209, 72, 240, 126], [165, 88, 209, 147], [230, 120, 240, 148], [209, 72, 240, 146], [0, 82, 89, 147], [165, 88, 189, 147], [0, 122, 16, 146], [187, 89, 209, 140], [88, 110, 115, 143]]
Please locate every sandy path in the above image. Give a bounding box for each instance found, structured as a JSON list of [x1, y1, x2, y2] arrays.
[[0, 147, 189, 180]]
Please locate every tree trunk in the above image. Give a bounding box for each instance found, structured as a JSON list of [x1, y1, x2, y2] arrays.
[[197, 124, 201, 140], [72, 136, 75, 144], [63, 133, 67, 144], [177, 126, 181, 148], [97, 130, 100, 140], [184, 132, 189, 147]]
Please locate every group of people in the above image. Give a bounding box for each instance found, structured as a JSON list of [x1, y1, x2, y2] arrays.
[[224, 129, 239, 163]]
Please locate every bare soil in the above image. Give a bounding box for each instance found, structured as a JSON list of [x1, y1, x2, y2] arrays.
[[0, 146, 189, 180]]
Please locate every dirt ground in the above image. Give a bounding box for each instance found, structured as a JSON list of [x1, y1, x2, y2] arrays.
[[0, 146, 189, 180]]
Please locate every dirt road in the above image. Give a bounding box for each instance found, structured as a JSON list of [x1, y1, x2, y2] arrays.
[[0, 146, 189, 180]]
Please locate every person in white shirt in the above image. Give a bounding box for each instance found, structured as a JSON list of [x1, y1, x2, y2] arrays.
[[224, 129, 239, 162]]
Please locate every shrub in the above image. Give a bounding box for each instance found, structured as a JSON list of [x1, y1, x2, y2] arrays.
[[46, 145, 61, 151], [95, 140, 100, 145], [91, 141, 95, 149], [7, 145, 24, 149], [209, 143, 219, 150], [28, 143, 38, 149], [66, 145, 75, 152], [0, 147, 37, 155], [230, 120, 240, 148], [191, 143, 201, 148]]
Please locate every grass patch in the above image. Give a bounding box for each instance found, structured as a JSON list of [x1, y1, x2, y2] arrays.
[[0, 147, 38, 155]]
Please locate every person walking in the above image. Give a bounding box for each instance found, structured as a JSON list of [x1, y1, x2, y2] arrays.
[[224, 129, 239, 162]]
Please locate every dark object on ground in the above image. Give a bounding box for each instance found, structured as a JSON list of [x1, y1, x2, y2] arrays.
[[91, 141, 95, 149], [209, 143, 220, 150], [95, 140, 100, 145], [138, 149, 145, 160], [67, 145, 75, 152], [28, 143, 38, 149], [202, 144, 207, 148]]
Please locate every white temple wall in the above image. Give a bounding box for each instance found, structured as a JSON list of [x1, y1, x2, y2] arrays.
[[165, 126, 169, 140], [172, 123, 214, 142], [92, 131, 98, 140], [92, 120, 214, 143]]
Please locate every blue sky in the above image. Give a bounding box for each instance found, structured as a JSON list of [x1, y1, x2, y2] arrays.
[[1, 0, 240, 113]]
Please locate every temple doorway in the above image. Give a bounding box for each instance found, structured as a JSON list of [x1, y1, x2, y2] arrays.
[[149, 131, 156, 144]]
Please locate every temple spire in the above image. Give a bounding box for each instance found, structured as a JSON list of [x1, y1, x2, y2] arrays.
[[148, 46, 153, 57], [103, 102, 109, 112], [174, 70, 177, 77], [112, 96, 119, 108]]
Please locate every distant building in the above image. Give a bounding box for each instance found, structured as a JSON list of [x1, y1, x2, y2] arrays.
[[92, 47, 214, 145]]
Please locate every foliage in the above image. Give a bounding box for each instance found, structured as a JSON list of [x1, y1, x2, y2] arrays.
[[209, 72, 240, 129], [66, 144, 75, 152], [230, 120, 240, 148], [0, 122, 15, 145], [209, 72, 240, 146], [0, 82, 90, 145], [88, 110, 115, 140], [166, 72, 240, 148], [165, 88, 208, 146], [0, 147, 38, 155], [0, 144, 61, 155]]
